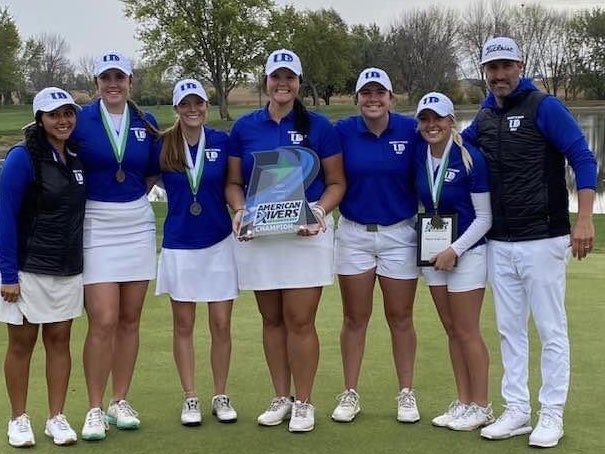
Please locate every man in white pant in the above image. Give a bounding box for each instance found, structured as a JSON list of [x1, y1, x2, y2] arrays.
[[463, 37, 597, 448]]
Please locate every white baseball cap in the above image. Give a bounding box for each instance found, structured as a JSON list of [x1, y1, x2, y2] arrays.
[[173, 78, 209, 106], [480, 37, 523, 65], [94, 50, 133, 76], [32, 87, 81, 116], [415, 92, 455, 118], [355, 67, 393, 93], [265, 49, 303, 76]]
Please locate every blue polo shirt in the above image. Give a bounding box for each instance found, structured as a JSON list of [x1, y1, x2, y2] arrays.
[[415, 139, 490, 248], [229, 107, 341, 202], [336, 112, 418, 225], [71, 100, 161, 202], [161, 128, 232, 249]]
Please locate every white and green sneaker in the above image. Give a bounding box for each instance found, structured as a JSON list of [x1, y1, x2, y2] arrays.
[[106, 400, 140, 430]]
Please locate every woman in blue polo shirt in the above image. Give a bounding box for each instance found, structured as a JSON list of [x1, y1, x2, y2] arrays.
[[156, 79, 238, 427], [226, 49, 345, 433], [331, 68, 420, 424], [70, 50, 161, 441], [414, 92, 492, 431]]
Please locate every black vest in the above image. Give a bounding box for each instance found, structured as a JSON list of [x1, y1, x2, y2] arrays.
[[475, 90, 570, 241], [11, 144, 87, 275]]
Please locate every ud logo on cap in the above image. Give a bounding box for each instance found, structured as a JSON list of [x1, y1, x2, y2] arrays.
[[181, 82, 197, 91], [50, 91, 68, 100], [364, 71, 381, 80], [103, 53, 121, 62], [274, 52, 294, 63], [422, 96, 440, 105]]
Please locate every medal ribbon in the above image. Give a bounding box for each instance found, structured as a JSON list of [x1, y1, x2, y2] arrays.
[[425, 135, 454, 213], [183, 127, 206, 197], [99, 100, 130, 167]]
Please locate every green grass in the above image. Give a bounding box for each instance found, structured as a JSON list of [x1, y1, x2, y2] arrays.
[[0, 208, 603, 453]]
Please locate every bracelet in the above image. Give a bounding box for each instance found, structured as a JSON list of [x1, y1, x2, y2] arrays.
[[312, 204, 326, 219], [233, 207, 245, 213]]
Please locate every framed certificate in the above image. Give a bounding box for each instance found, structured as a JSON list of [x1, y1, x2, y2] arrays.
[[238, 146, 320, 239], [416, 213, 458, 267]]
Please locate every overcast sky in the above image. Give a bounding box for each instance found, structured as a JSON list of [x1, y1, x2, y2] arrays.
[[3, 0, 601, 61]]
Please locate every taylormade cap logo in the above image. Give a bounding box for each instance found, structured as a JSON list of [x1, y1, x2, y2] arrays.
[[355, 67, 393, 93], [480, 37, 523, 65], [265, 49, 303, 76], [172, 78, 209, 106]]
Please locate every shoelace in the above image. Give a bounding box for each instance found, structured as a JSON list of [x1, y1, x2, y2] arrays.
[[117, 401, 138, 417], [336, 390, 359, 409], [537, 410, 561, 429], [13, 415, 32, 433], [445, 401, 465, 417], [86, 409, 108, 428], [293, 402, 311, 418], [184, 398, 200, 412], [50, 414, 71, 431], [268, 397, 289, 412], [214, 395, 232, 409], [495, 405, 525, 424], [397, 390, 416, 409]]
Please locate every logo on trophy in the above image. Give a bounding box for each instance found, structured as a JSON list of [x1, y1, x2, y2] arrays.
[[239, 146, 320, 238]]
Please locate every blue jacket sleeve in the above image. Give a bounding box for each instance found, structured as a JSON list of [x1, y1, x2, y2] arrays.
[[0, 147, 34, 284], [461, 117, 479, 147], [536, 97, 597, 190]]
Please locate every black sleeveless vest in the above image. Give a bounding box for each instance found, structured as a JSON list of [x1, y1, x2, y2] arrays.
[[475, 90, 570, 241]]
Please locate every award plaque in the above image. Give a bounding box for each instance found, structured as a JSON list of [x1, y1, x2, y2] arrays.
[[238, 146, 320, 238], [416, 213, 458, 266]]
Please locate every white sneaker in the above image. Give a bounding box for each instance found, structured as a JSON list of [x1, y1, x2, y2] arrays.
[[81, 408, 108, 441], [431, 400, 468, 427], [44, 414, 77, 445], [529, 409, 564, 448], [448, 403, 494, 431], [257, 396, 293, 426], [106, 400, 140, 430], [7, 414, 35, 447], [181, 397, 202, 426], [211, 395, 237, 423], [331, 389, 361, 422], [396, 388, 420, 423], [288, 400, 315, 433], [480, 406, 532, 440]]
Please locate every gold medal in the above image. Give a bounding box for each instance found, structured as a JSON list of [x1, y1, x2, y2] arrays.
[[115, 168, 126, 183], [431, 214, 444, 229], [189, 201, 202, 216]]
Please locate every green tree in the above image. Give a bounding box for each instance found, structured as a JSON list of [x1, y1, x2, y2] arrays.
[[123, 0, 274, 120], [346, 24, 387, 93], [269, 7, 351, 106], [0, 8, 22, 105], [569, 7, 605, 100]]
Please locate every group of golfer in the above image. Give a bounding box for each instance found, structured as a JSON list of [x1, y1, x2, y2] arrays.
[[0, 35, 596, 449]]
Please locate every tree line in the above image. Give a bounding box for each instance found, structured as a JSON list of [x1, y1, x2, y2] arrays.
[[1, 0, 604, 120]]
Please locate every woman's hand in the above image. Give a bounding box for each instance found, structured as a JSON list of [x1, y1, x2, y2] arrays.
[[430, 247, 458, 271], [297, 205, 327, 237], [1, 284, 20, 303], [232, 208, 254, 241]]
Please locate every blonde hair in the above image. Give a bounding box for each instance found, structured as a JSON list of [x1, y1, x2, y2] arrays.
[[452, 127, 473, 174], [160, 118, 187, 172]]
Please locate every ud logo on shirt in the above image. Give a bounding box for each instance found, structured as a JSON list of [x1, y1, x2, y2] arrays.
[[131, 127, 147, 141], [507, 115, 524, 132], [288, 131, 304, 144], [206, 149, 219, 162], [389, 141, 407, 154], [72, 169, 84, 184], [444, 168, 460, 183]]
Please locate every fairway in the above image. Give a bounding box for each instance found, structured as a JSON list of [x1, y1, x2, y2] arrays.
[[0, 207, 603, 453]]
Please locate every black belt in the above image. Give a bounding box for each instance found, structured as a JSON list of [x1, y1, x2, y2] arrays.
[[366, 224, 379, 232]]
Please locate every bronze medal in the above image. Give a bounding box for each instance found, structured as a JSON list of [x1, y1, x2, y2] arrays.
[[189, 201, 202, 216], [431, 214, 444, 229], [115, 168, 126, 183]]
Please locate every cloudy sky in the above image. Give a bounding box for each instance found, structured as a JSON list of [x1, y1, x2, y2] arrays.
[[3, 0, 601, 61]]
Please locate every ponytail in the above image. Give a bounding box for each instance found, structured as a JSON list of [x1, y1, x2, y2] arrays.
[[159, 118, 187, 172], [127, 99, 161, 138], [452, 128, 473, 174], [293, 98, 311, 148]]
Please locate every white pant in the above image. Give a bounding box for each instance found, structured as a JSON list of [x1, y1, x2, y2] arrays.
[[487, 236, 571, 413]]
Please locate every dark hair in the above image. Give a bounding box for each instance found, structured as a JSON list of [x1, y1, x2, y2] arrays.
[[127, 99, 161, 138], [264, 75, 311, 147]]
